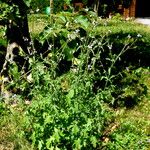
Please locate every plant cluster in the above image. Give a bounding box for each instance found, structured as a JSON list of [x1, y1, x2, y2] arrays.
[[1, 10, 150, 149], [0, 11, 148, 149]]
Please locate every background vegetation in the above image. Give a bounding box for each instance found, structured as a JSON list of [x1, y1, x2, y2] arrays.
[[0, 1, 150, 150]]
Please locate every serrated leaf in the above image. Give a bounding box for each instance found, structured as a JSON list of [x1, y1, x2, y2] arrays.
[[46, 137, 54, 149], [67, 89, 74, 99], [38, 140, 43, 150], [54, 128, 60, 142], [90, 136, 97, 148], [44, 116, 52, 125], [72, 124, 79, 135], [74, 138, 81, 149]]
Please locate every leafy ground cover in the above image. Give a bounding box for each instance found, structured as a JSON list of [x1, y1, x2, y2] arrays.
[[0, 11, 150, 149]]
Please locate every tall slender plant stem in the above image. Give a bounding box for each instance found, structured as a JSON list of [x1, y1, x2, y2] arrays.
[[50, 0, 53, 24]]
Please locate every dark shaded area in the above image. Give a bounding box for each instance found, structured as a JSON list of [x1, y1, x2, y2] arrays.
[[109, 33, 150, 67], [57, 59, 72, 76], [87, 0, 123, 17], [0, 45, 6, 71], [136, 0, 150, 17], [0, 0, 32, 75], [0, 0, 31, 53]]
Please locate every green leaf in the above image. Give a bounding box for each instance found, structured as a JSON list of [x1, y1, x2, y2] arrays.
[[44, 116, 53, 125], [54, 128, 60, 143], [72, 58, 81, 65], [55, 146, 61, 150], [72, 124, 79, 135], [67, 89, 74, 99], [57, 15, 67, 24], [9, 63, 20, 80], [75, 15, 89, 28], [66, 89, 74, 105], [38, 140, 43, 150], [74, 138, 81, 149], [24, 0, 31, 7], [46, 137, 54, 149], [64, 47, 74, 61], [90, 136, 97, 148]]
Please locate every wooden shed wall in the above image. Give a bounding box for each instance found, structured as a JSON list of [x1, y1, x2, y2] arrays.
[[123, 0, 136, 18]]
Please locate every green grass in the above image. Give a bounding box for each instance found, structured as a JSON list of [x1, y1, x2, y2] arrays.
[[100, 67, 150, 149], [109, 99, 150, 149], [0, 103, 33, 150], [27, 13, 150, 37], [118, 99, 150, 135]]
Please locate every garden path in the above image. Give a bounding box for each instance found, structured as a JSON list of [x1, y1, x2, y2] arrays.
[[136, 18, 150, 26]]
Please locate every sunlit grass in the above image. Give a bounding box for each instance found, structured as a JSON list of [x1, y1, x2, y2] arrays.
[[112, 68, 150, 149], [0, 105, 33, 150]]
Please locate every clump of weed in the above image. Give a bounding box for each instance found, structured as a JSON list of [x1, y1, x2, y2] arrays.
[[1, 11, 150, 150]]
